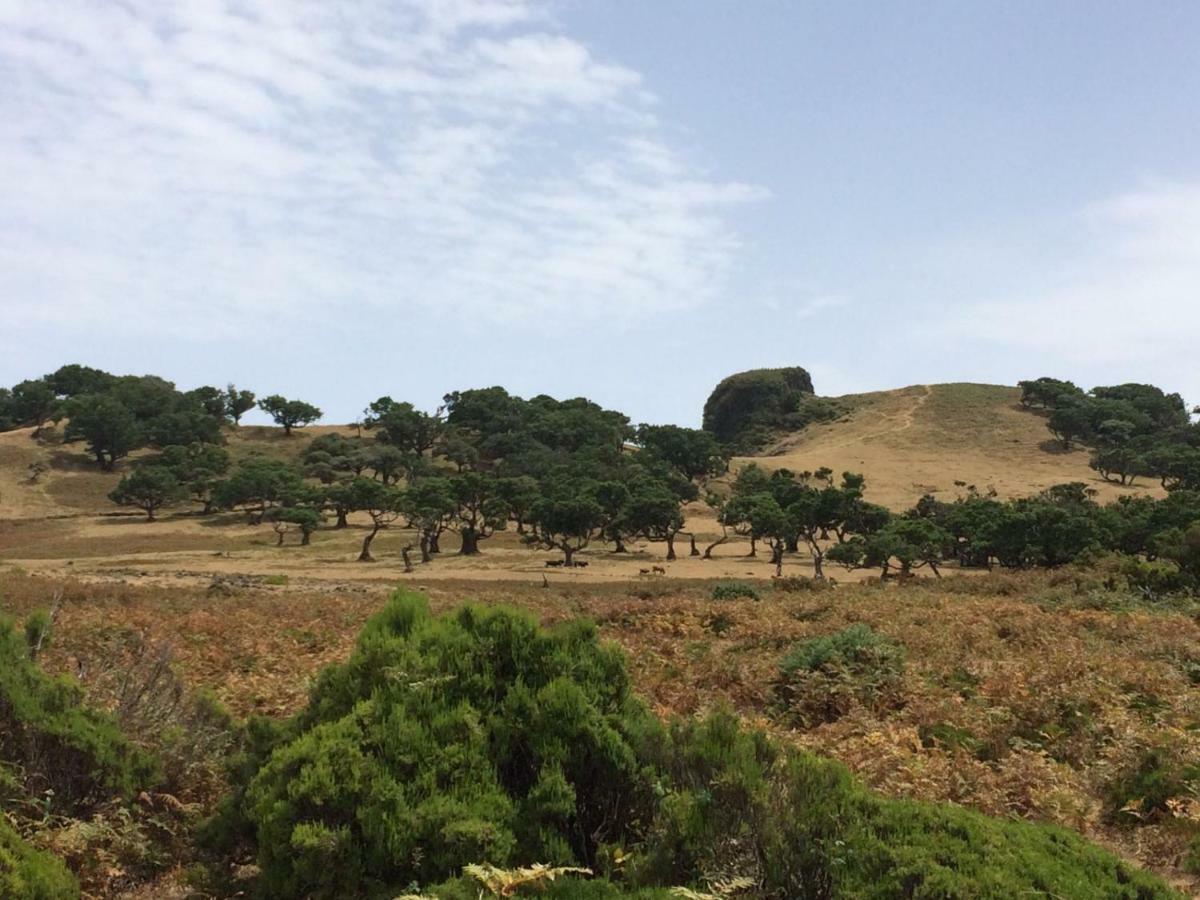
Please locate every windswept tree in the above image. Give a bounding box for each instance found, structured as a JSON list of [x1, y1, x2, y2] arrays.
[[448, 471, 509, 555], [258, 395, 322, 436], [224, 385, 257, 425], [528, 477, 604, 566], [11, 379, 59, 437], [63, 394, 140, 469], [365, 397, 442, 456], [635, 424, 729, 484], [213, 458, 306, 522], [399, 477, 456, 562], [157, 443, 231, 513], [623, 476, 686, 560], [108, 466, 185, 521], [268, 506, 323, 546], [341, 477, 403, 562]]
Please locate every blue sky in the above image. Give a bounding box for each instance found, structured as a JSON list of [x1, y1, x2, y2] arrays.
[[2, 0, 1198, 426]]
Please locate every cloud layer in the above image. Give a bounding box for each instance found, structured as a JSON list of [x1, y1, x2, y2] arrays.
[[0, 0, 765, 336]]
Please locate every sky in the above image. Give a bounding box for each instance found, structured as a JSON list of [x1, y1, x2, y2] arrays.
[[2, 0, 1198, 426]]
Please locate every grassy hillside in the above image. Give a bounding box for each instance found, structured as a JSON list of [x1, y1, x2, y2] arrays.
[[740, 382, 1164, 510]]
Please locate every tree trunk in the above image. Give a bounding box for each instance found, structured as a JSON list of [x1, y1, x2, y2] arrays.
[[689, 534, 700, 556], [748, 537, 757, 557], [402, 545, 414, 573], [276, 528, 285, 546], [419, 534, 432, 563], [301, 529, 312, 546], [812, 551, 824, 580], [772, 541, 784, 577], [359, 524, 380, 562], [335, 509, 348, 529], [703, 534, 729, 560], [563, 545, 574, 567], [666, 532, 676, 561], [429, 532, 441, 554], [146, 507, 156, 522], [613, 533, 627, 553], [786, 536, 799, 553], [460, 528, 480, 555]]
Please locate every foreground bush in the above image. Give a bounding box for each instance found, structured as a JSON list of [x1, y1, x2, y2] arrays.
[[0, 818, 78, 899], [213, 590, 1179, 899], [0, 618, 158, 815], [774, 623, 906, 725]]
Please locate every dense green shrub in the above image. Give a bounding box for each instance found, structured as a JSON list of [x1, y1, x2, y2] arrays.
[[0, 818, 78, 899], [0, 619, 159, 815], [710, 581, 762, 602], [220, 591, 662, 898], [774, 624, 906, 725]]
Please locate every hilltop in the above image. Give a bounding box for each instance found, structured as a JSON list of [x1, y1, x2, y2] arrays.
[[739, 382, 1163, 509]]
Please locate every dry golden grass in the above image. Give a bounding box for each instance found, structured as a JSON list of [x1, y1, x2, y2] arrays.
[[744, 383, 1165, 509], [3, 569, 1197, 891]]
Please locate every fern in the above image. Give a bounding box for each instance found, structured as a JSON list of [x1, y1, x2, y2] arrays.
[[464, 862, 593, 896]]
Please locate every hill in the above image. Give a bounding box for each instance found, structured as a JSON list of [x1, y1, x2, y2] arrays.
[[738, 382, 1164, 510]]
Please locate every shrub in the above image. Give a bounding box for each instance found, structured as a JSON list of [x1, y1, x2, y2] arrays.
[[0, 618, 159, 815], [0, 818, 78, 899], [220, 591, 663, 898], [710, 582, 761, 602], [774, 624, 905, 725]]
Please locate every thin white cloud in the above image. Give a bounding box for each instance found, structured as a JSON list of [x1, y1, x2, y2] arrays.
[[0, 0, 764, 336], [934, 179, 1200, 401]]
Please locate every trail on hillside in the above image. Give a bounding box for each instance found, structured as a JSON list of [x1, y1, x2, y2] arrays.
[[803, 384, 932, 452]]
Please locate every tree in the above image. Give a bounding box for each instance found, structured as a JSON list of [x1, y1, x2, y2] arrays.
[[496, 476, 540, 535], [399, 478, 456, 562], [258, 395, 322, 436], [146, 408, 223, 447], [448, 471, 509, 555], [45, 364, 115, 398], [108, 466, 185, 521], [182, 385, 231, 422], [364, 444, 410, 485], [528, 478, 605, 566], [268, 507, 323, 546], [1047, 402, 1093, 450], [213, 459, 305, 522], [635, 424, 728, 483], [62, 394, 141, 469], [866, 518, 951, 579], [225, 385, 257, 425], [11, 379, 59, 437], [366, 398, 442, 456], [622, 476, 685, 560], [340, 477, 403, 561], [157, 443, 231, 513]]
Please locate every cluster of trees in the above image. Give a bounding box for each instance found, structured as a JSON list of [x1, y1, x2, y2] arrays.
[[0, 364, 267, 469], [108, 384, 730, 566], [1020, 377, 1200, 489], [713, 459, 1200, 588]]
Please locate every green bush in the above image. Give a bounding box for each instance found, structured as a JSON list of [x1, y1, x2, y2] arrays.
[[0, 619, 159, 816], [220, 591, 662, 898], [710, 581, 762, 602], [774, 624, 906, 725], [0, 818, 79, 899]]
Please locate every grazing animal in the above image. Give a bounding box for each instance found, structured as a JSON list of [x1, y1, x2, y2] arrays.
[[638, 568, 651, 576], [651, 565, 666, 575], [545, 560, 564, 568], [574, 560, 589, 568]]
